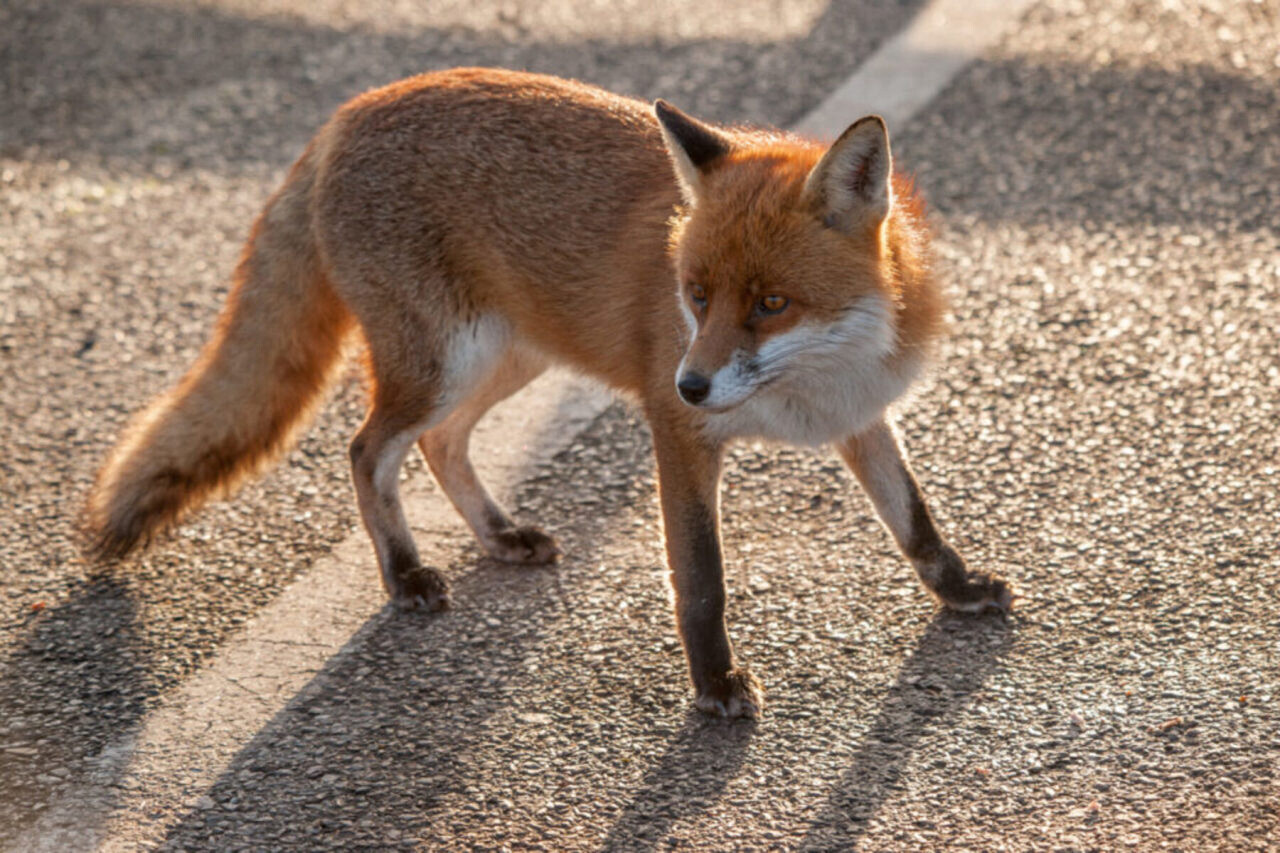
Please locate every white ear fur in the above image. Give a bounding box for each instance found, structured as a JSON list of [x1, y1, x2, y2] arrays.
[[804, 115, 893, 231], [654, 99, 731, 205]]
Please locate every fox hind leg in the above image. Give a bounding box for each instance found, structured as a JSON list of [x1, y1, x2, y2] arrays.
[[350, 400, 451, 611], [349, 311, 521, 610], [418, 347, 559, 565]]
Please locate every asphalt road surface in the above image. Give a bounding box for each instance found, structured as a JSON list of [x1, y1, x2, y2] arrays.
[[2, 0, 1278, 850]]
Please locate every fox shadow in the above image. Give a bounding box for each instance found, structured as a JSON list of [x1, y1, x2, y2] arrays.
[[157, 404, 662, 849], [583, 607, 1015, 851], [599, 713, 756, 852], [798, 610, 1016, 849], [0, 573, 157, 848]]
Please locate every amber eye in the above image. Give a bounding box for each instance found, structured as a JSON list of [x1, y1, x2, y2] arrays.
[[757, 295, 789, 315], [689, 284, 707, 307]]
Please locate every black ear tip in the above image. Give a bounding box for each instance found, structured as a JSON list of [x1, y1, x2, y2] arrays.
[[654, 100, 729, 169], [838, 115, 891, 152], [851, 114, 888, 132]]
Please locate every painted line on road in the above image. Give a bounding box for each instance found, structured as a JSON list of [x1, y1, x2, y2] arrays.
[[14, 373, 612, 851], [10, 2, 1037, 847], [794, 0, 1039, 137]]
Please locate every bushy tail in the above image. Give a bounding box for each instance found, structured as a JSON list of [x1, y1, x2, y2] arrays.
[[89, 151, 353, 558]]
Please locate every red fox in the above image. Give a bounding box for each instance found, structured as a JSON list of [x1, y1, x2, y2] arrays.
[[89, 68, 1011, 718]]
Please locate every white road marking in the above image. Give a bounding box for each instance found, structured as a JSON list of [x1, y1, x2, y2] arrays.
[[12, 4, 1034, 845], [794, 0, 1039, 137], [11, 373, 611, 851]]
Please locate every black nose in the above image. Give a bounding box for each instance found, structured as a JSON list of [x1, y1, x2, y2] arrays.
[[677, 372, 711, 405]]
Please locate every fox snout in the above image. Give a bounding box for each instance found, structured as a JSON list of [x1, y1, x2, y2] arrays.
[[676, 371, 711, 405], [675, 314, 759, 410], [674, 352, 761, 411]]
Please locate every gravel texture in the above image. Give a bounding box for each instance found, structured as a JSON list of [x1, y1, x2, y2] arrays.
[[0, 0, 916, 845], [3, 0, 1279, 849]]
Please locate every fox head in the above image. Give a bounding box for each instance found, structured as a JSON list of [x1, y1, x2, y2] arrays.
[[654, 101, 941, 440]]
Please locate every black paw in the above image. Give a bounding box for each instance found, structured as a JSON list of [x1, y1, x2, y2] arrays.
[[937, 567, 1013, 615], [915, 546, 1013, 615], [391, 566, 451, 612], [487, 525, 561, 565], [694, 668, 764, 719]]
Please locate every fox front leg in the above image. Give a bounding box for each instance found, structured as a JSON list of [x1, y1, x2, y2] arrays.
[[838, 417, 1012, 613], [650, 416, 763, 718]]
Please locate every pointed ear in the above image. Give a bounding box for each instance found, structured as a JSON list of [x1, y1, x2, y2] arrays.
[[804, 115, 893, 232], [654, 99, 731, 204]]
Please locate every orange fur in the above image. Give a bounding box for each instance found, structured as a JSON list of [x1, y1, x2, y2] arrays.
[[89, 66, 945, 566], [89, 145, 353, 557], [87, 70, 996, 716]]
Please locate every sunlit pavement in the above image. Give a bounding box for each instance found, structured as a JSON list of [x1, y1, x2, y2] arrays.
[[1, 0, 1277, 849]]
